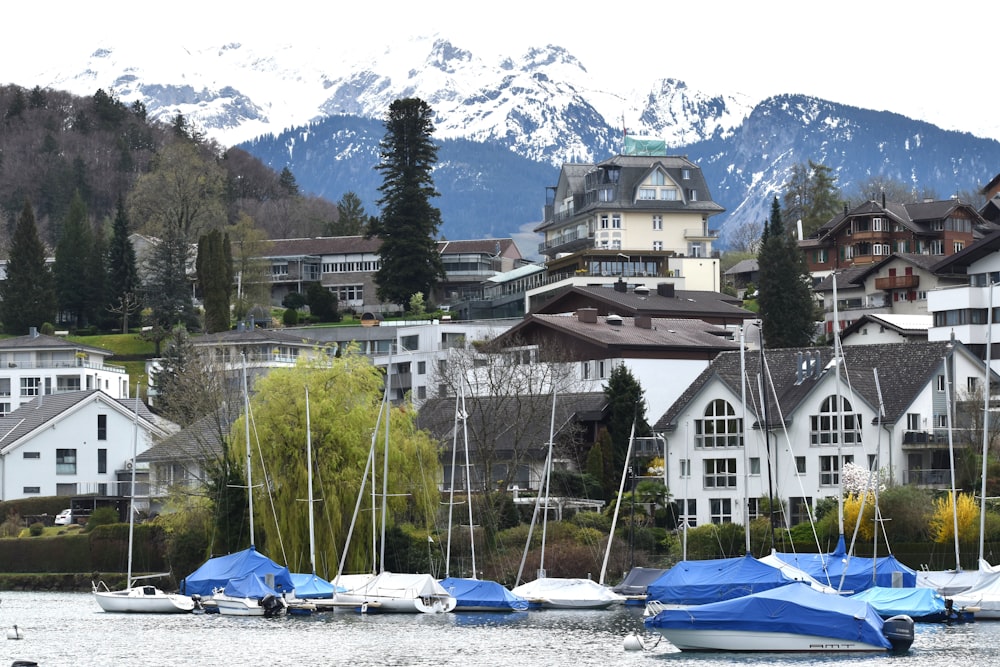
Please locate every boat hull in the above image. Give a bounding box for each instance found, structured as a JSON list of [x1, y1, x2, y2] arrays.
[[212, 594, 286, 617], [655, 628, 888, 653], [93, 586, 195, 614]]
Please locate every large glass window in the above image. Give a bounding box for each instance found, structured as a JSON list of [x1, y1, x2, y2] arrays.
[[694, 399, 743, 448], [810, 395, 861, 445], [704, 458, 737, 488], [820, 454, 854, 486], [710, 498, 733, 524], [20, 377, 40, 397], [56, 449, 77, 475], [789, 496, 813, 527]]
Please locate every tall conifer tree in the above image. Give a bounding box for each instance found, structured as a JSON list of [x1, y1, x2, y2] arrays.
[[107, 196, 142, 331], [54, 190, 95, 328], [757, 197, 816, 348], [196, 229, 234, 333], [368, 98, 445, 308], [0, 201, 56, 334]]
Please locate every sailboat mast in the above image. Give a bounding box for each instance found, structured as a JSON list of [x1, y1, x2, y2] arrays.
[[740, 326, 750, 554], [305, 385, 316, 575], [461, 385, 477, 578], [539, 387, 557, 577], [600, 417, 636, 585], [242, 354, 255, 547], [832, 273, 845, 536], [944, 345, 962, 571], [379, 348, 393, 573], [981, 282, 995, 564], [445, 389, 461, 578], [126, 383, 140, 588]]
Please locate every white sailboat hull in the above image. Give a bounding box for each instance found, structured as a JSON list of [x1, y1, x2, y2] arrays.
[[92, 586, 195, 614], [656, 628, 888, 653], [511, 577, 624, 609], [335, 572, 456, 613]]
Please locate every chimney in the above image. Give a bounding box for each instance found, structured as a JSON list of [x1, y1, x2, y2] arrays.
[[576, 308, 598, 324], [657, 283, 675, 298], [882, 192, 886, 208], [795, 351, 803, 383], [29, 326, 38, 338], [635, 315, 652, 329], [614, 278, 627, 293], [607, 314, 624, 327]]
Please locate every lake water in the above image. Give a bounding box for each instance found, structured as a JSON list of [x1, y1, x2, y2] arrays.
[[1, 591, 998, 666]]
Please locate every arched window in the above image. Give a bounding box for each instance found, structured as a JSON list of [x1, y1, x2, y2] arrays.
[[695, 399, 743, 448], [810, 395, 861, 446]]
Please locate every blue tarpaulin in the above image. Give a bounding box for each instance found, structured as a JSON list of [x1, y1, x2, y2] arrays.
[[440, 577, 529, 611], [180, 546, 294, 597], [646, 554, 794, 605]]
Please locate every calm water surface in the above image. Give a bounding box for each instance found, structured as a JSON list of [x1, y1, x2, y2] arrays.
[[0, 591, 997, 666]]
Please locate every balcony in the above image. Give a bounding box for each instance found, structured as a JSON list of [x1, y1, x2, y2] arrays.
[[683, 228, 719, 241], [875, 275, 920, 290], [538, 230, 594, 256]]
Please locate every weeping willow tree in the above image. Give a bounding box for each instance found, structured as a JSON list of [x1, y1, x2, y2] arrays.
[[228, 349, 441, 578]]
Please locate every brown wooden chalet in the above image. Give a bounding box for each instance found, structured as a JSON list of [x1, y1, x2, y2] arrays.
[[800, 196, 995, 274]]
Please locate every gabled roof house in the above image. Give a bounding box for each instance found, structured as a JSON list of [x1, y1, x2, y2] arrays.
[[653, 341, 991, 528]]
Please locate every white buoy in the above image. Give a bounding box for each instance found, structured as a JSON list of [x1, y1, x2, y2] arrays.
[[7, 624, 24, 640], [623, 632, 645, 651]]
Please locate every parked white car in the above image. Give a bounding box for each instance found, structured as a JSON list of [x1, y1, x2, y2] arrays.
[[54, 509, 72, 525]]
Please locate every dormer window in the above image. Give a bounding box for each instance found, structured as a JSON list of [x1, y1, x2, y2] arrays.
[[607, 167, 621, 183], [681, 168, 691, 180], [649, 170, 666, 186]]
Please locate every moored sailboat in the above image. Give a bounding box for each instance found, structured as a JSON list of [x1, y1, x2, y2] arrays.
[[93, 388, 195, 614]]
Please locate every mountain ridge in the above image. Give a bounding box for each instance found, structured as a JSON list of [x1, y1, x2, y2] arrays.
[[16, 37, 1000, 252]]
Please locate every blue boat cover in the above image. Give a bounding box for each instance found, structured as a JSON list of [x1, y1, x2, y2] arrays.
[[440, 577, 529, 611], [849, 586, 946, 619], [645, 582, 890, 650], [290, 572, 342, 598], [646, 554, 794, 605], [223, 572, 279, 599], [181, 546, 294, 597], [772, 536, 917, 592]]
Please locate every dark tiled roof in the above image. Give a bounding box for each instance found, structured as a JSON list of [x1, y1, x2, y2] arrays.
[[137, 404, 237, 464], [654, 341, 960, 432], [931, 229, 1000, 275], [506, 314, 739, 355], [533, 285, 753, 321], [0, 390, 159, 451], [260, 236, 520, 259], [0, 333, 111, 355], [417, 391, 607, 460]]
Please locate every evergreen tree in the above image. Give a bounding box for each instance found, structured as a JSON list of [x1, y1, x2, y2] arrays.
[[196, 229, 234, 333], [305, 281, 339, 322], [278, 166, 299, 196], [145, 225, 198, 332], [0, 201, 56, 334], [330, 191, 368, 236], [154, 325, 199, 424], [603, 365, 652, 476], [106, 197, 142, 333], [757, 197, 816, 348], [53, 191, 95, 328], [781, 161, 842, 238], [367, 98, 445, 308], [88, 218, 109, 330]]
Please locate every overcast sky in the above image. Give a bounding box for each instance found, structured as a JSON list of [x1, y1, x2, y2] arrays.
[[9, 0, 998, 141]]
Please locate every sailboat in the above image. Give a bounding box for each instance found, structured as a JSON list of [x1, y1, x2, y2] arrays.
[[333, 351, 456, 613], [183, 355, 291, 616], [93, 388, 195, 613], [439, 384, 528, 612], [510, 388, 624, 609]]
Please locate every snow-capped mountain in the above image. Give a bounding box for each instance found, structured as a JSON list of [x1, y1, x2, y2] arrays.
[[22, 37, 1000, 249], [39, 37, 751, 163]]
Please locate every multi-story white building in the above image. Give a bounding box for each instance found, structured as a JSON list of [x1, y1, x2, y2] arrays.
[[0, 329, 130, 416], [654, 340, 990, 528]]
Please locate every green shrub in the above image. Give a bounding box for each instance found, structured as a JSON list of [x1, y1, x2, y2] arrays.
[[85, 507, 120, 532], [282, 307, 299, 326], [29, 522, 44, 536]]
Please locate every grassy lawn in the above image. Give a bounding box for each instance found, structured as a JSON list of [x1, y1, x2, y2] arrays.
[[66, 332, 156, 357]]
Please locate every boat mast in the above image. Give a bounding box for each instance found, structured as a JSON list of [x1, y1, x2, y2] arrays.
[[125, 382, 140, 589], [600, 417, 636, 585], [242, 354, 255, 547], [981, 282, 995, 565], [379, 347, 393, 574], [445, 386, 461, 578], [461, 383, 476, 578], [944, 343, 961, 571], [305, 385, 316, 575], [538, 386, 557, 578], [832, 273, 845, 537], [740, 326, 750, 555]]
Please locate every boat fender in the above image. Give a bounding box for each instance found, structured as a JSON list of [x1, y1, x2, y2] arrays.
[[623, 633, 645, 651]]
